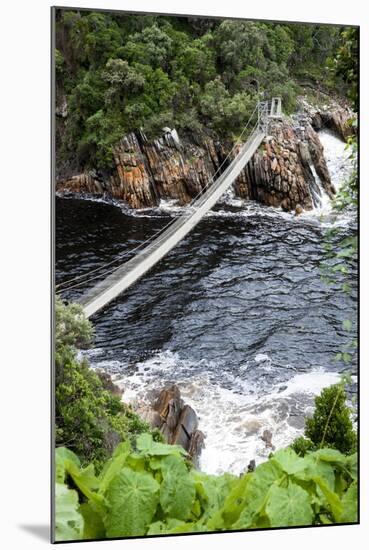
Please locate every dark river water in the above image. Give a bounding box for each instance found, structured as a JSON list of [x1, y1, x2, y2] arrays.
[[55, 131, 357, 475]]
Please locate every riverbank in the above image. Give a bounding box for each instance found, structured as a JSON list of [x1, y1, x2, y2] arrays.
[[56, 94, 354, 214]]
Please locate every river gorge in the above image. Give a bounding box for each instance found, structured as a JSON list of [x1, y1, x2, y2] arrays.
[[56, 129, 357, 476]]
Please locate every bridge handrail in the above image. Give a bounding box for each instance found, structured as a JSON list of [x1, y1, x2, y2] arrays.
[[85, 120, 261, 274], [58, 101, 268, 294], [78, 125, 265, 311]]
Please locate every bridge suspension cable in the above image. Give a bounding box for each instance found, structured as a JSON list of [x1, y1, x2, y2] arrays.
[[80, 124, 267, 317], [56, 101, 268, 294]]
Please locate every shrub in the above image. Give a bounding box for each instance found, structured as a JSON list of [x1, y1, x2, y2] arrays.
[[290, 436, 315, 456], [55, 298, 162, 470], [291, 383, 357, 456]]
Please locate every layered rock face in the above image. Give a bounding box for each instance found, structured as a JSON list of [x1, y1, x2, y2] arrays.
[[56, 100, 351, 212], [57, 129, 220, 210], [233, 120, 335, 211]]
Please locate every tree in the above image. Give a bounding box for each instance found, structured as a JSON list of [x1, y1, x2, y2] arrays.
[[199, 78, 229, 130], [174, 36, 216, 85], [286, 24, 340, 85], [120, 24, 173, 71], [55, 49, 65, 76], [58, 11, 122, 69], [80, 109, 125, 168], [223, 91, 255, 132], [102, 59, 145, 107], [213, 21, 269, 84], [291, 383, 357, 456], [331, 27, 358, 110], [264, 24, 294, 65]]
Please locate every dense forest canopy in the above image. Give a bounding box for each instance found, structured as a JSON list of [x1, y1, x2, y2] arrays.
[[55, 10, 358, 170]]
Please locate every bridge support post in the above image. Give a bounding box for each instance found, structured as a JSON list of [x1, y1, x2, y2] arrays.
[[269, 97, 282, 118]]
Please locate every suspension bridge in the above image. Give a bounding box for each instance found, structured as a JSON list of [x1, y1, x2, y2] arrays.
[[57, 98, 282, 318]]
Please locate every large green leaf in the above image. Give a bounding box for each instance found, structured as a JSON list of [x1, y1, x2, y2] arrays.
[[148, 518, 206, 535], [313, 476, 343, 521], [160, 455, 196, 520], [339, 482, 358, 523], [265, 482, 313, 527], [73, 464, 102, 503], [55, 447, 81, 483], [80, 502, 106, 540], [312, 448, 346, 465], [166, 521, 206, 533], [216, 474, 252, 529], [98, 441, 130, 494], [233, 460, 284, 529], [55, 446, 101, 503], [147, 519, 186, 535], [55, 483, 84, 542], [294, 453, 335, 490], [126, 453, 147, 472], [192, 471, 236, 522], [271, 448, 306, 475], [345, 453, 358, 481], [105, 468, 160, 537], [136, 433, 187, 457]]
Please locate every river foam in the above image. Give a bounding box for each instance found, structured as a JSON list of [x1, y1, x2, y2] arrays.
[[86, 348, 340, 475]]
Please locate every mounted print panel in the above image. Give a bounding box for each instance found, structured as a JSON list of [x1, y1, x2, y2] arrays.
[[52, 6, 359, 543]]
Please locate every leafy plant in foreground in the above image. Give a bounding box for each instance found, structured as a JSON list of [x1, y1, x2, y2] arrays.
[[55, 434, 357, 541]]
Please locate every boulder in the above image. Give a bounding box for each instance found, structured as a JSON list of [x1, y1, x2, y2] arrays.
[[150, 385, 205, 464], [261, 429, 275, 450]]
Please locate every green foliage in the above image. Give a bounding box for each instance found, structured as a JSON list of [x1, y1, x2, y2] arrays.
[[266, 483, 313, 527], [334, 131, 358, 211], [55, 49, 65, 75], [305, 384, 356, 454], [106, 468, 160, 537], [291, 383, 357, 457], [61, 11, 122, 69], [121, 24, 173, 70], [55, 297, 93, 354], [174, 36, 216, 84], [320, 199, 357, 361], [330, 28, 358, 110], [56, 10, 351, 170], [287, 24, 340, 86], [320, 214, 357, 372], [55, 298, 162, 469], [159, 455, 196, 520], [291, 436, 315, 456], [55, 483, 84, 542], [55, 437, 357, 541], [80, 109, 125, 168], [102, 59, 146, 107]]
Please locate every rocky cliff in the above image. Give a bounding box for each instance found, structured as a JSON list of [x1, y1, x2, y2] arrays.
[[56, 98, 353, 213]]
